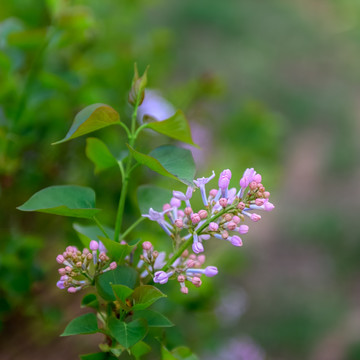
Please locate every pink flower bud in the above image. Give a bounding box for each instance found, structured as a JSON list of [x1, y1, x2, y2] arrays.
[[142, 241, 153, 251], [255, 198, 265, 206], [204, 266, 218, 277], [222, 230, 229, 239], [76, 261, 82, 268], [197, 255, 206, 264], [209, 189, 218, 197], [232, 215, 241, 224], [191, 213, 201, 224], [182, 249, 189, 257], [152, 250, 159, 258], [209, 222, 218, 231], [221, 169, 232, 179], [58, 268, 66, 276], [177, 275, 185, 282], [253, 174, 262, 183], [198, 210, 208, 219], [250, 213, 261, 222], [237, 202, 245, 210], [65, 266, 72, 273], [83, 248, 90, 255], [219, 198, 228, 208], [170, 197, 181, 208], [224, 214, 232, 222], [89, 240, 99, 251], [178, 210, 185, 218], [263, 191, 270, 198], [192, 277, 202, 287], [227, 221, 237, 231], [218, 177, 230, 190], [163, 203, 171, 211], [249, 181, 257, 190], [181, 286, 189, 294], [264, 201, 275, 211], [110, 262, 117, 270], [184, 207, 193, 215], [238, 225, 249, 234], [187, 259, 196, 267], [67, 287, 77, 294], [189, 254, 197, 260], [230, 235, 243, 247], [239, 177, 248, 188], [56, 255, 65, 264], [175, 219, 183, 228], [192, 242, 204, 254]]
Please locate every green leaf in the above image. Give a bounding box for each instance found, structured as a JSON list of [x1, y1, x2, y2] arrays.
[[108, 317, 147, 349], [98, 237, 138, 263], [17, 185, 101, 218], [96, 266, 138, 301], [73, 223, 115, 248], [81, 294, 99, 310], [53, 103, 120, 145], [162, 346, 177, 360], [111, 284, 134, 303], [133, 310, 173, 327], [171, 347, 199, 360], [131, 341, 151, 359], [79, 352, 107, 360], [128, 145, 195, 186], [146, 110, 198, 147], [86, 137, 118, 174], [61, 313, 99, 336], [137, 185, 172, 214], [132, 285, 166, 311]]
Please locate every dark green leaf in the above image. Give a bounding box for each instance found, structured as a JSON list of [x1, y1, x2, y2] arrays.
[[61, 313, 98, 336], [17, 185, 101, 218], [73, 223, 115, 248], [111, 284, 134, 303], [53, 103, 120, 144], [98, 237, 137, 263], [79, 352, 107, 360], [81, 294, 99, 310], [132, 285, 166, 310], [146, 110, 197, 147], [131, 341, 151, 359], [137, 185, 172, 214], [86, 137, 118, 174], [108, 317, 147, 349], [133, 310, 173, 327], [128, 145, 195, 186], [96, 266, 138, 301]]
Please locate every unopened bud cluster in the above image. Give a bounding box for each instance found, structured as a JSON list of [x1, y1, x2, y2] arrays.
[[56, 241, 117, 293]]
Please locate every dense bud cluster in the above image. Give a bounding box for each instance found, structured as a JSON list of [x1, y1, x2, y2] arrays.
[[55, 242, 117, 293], [142, 168, 274, 293]]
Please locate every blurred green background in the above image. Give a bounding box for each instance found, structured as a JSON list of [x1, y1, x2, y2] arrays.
[[1, 0, 360, 359]]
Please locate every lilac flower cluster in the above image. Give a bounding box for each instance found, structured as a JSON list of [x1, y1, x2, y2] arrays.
[[56, 240, 117, 293], [142, 168, 274, 293]]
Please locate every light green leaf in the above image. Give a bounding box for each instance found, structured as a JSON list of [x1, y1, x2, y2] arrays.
[[128, 145, 195, 186], [81, 294, 99, 310], [162, 346, 199, 360], [162, 346, 177, 360], [108, 317, 147, 349], [146, 110, 198, 147], [111, 284, 134, 303], [17, 185, 101, 218], [133, 310, 173, 328], [61, 313, 98, 336], [73, 223, 115, 248], [132, 285, 167, 310], [53, 103, 120, 145], [131, 341, 151, 360], [86, 137, 118, 174], [96, 266, 138, 301], [99, 236, 138, 263], [137, 185, 172, 214]]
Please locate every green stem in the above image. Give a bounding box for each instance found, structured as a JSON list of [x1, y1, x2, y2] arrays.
[[117, 121, 131, 138], [93, 216, 110, 238], [121, 217, 145, 239], [113, 96, 142, 242], [162, 206, 235, 272]]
